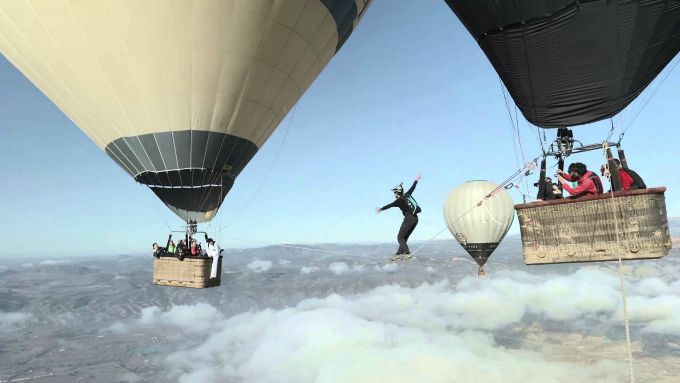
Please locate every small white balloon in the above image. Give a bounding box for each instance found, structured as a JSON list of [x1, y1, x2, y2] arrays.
[[443, 181, 515, 267]]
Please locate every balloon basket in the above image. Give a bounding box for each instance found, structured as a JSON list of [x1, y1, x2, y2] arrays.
[[515, 188, 671, 264], [152, 256, 222, 288], [477, 267, 486, 277]]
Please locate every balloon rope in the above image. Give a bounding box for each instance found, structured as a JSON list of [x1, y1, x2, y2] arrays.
[[213, 102, 299, 235], [408, 227, 449, 256], [225, 157, 538, 258], [500, 79, 523, 170], [147, 183, 173, 231], [621, 55, 679, 137], [411, 196, 492, 258], [602, 141, 635, 383], [410, 158, 538, 256]]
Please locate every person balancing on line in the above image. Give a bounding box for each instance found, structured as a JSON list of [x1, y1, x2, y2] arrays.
[[376, 174, 422, 261]]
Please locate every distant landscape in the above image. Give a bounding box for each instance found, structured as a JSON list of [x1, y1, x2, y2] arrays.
[[0, 222, 678, 382]]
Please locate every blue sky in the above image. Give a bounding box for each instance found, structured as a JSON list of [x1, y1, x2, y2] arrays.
[[1, 0, 679, 258]]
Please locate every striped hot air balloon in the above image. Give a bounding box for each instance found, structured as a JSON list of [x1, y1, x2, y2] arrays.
[[0, 0, 371, 222]]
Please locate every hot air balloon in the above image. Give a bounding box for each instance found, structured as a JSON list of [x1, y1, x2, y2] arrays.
[[444, 0, 676, 264], [0, 0, 372, 288], [444, 181, 514, 276], [445, 0, 680, 127], [0, 0, 372, 224]]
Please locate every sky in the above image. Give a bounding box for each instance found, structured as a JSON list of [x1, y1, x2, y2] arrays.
[[1, 0, 679, 258]]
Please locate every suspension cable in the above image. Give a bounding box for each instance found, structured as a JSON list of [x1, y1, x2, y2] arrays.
[[602, 140, 635, 383], [225, 157, 539, 261], [622, 55, 679, 136], [213, 102, 299, 234], [410, 157, 538, 257]]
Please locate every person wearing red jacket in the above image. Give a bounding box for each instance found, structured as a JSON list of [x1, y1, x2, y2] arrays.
[[556, 162, 603, 198], [190, 239, 200, 256], [600, 159, 646, 191]]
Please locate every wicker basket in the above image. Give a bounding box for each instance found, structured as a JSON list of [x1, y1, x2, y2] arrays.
[[515, 187, 672, 265], [152, 256, 222, 288]]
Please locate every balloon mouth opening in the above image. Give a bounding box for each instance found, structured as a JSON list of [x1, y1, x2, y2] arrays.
[[135, 168, 236, 223]]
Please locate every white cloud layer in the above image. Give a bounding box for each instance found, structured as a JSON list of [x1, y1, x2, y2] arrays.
[[300, 266, 319, 274], [107, 322, 130, 335], [0, 311, 34, 332], [374, 263, 398, 272], [328, 262, 350, 275], [140, 303, 222, 333], [247, 260, 273, 273], [119, 268, 680, 383], [39, 260, 71, 266]]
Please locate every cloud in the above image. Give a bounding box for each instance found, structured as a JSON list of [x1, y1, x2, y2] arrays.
[[99, 322, 129, 336], [278, 259, 291, 265], [117, 267, 680, 382], [21, 263, 33, 268], [628, 295, 680, 334], [39, 260, 71, 266], [107, 322, 130, 335], [328, 262, 350, 275], [301, 266, 319, 274], [140, 303, 222, 333], [117, 372, 142, 383], [0, 311, 34, 332], [248, 260, 273, 273], [374, 263, 398, 273], [53, 312, 79, 326], [148, 277, 630, 383]]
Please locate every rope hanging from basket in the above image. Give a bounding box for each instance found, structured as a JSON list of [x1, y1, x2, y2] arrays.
[[602, 140, 635, 383]]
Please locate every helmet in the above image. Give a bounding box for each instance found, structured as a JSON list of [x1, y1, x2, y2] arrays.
[[391, 183, 404, 194]]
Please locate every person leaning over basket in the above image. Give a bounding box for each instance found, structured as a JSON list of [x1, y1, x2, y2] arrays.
[[556, 162, 603, 198], [600, 159, 646, 191]]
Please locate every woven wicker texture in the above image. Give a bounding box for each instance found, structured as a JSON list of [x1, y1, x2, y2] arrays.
[[516, 189, 671, 264], [152, 256, 222, 288]]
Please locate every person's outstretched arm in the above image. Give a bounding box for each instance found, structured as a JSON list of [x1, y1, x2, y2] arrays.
[[557, 169, 573, 181], [405, 174, 421, 196], [559, 176, 594, 196], [376, 201, 397, 214]]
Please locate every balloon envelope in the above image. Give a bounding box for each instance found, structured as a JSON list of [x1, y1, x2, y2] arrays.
[[443, 181, 514, 267], [445, 0, 680, 127], [0, 0, 371, 222]]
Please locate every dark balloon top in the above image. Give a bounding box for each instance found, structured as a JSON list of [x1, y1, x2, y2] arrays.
[[446, 0, 680, 127]]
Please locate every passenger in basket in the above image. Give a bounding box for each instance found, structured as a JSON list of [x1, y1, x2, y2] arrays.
[[190, 239, 200, 256], [556, 162, 603, 198], [166, 240, 176, 255], [535, 176, 563, 200], [152, 243, 163, 258], [600, 159, 646, 191]]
